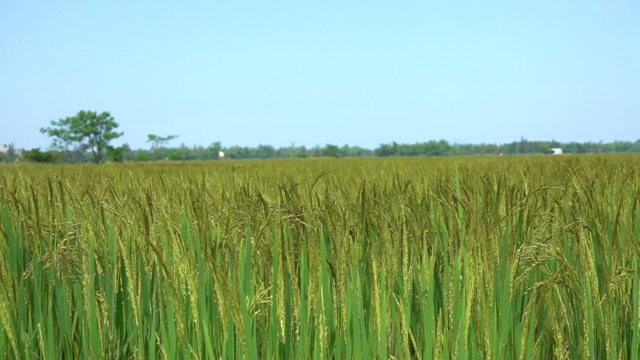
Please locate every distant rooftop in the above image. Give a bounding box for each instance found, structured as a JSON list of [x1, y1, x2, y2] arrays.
[[0, 144, 25, 154]]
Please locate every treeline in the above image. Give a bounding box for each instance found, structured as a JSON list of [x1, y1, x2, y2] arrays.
[[7, 138, 640, 163], [16, 143, 375, 163], [374, 138, 640, 157]]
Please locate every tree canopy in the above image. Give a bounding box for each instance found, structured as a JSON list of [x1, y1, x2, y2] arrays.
[[147, 134, 178, 148], [147, 134, 178, 160], [41, 111, 123, 163]]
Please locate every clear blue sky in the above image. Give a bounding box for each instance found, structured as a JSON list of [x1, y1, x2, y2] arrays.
[[2, 1, 639, 150]]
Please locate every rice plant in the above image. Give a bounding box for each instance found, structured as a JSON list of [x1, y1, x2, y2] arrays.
[[0, 155, 639, 359]]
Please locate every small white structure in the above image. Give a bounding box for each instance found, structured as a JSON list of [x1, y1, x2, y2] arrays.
[[0, 144, 23, 155], [550, 148, 563, 155], [218, 151, 225, 159]]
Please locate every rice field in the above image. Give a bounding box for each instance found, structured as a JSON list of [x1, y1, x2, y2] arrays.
[[1, 155, 639, 359]]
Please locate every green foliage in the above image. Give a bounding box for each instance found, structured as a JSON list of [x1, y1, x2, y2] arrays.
[[41, 110, 123, 163], [208, 141, 223, 159], [0, 152, 11, 163], [0, 144, 21, 162], [108, 146, 126, 163], [21, 148, 60, 163], [167, 151, 185, 161], [322, 144, 340, 158], [39, 138, 640, 164], [147, 134, 178, 146], [376, 138, 640, 156], [134, 153, 151, 162], [147, 134, 178, 160], [1, 155, 639, 358]]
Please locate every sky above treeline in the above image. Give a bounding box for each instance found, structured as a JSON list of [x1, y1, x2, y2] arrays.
[[1, 1, 639, 150]]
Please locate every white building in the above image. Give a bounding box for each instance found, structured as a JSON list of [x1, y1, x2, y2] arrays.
[[550, 148, 563, 155], [0, 144, 23, 155]]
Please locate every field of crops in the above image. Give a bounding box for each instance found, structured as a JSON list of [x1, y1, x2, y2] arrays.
[[1, 155, 639, 359]]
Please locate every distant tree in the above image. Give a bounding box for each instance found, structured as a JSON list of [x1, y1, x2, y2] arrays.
[[41, 111, 123, 163], [147, 134, 178, 148], [224, 145, 245, 159], [22, 148, 60, 163], [256, 145, 276, 159], [39, 119, 82, 162], [147, 134, 178, 160], [375, 143, 397, 157], [108, 146, 126, 163], [168, 151, 186, 161], [207, 141, 222, 159], [322, 144, 340, 158], [6, 143, 18, 161], [343, 145, 373, 157], [135, 153, 151, 162]]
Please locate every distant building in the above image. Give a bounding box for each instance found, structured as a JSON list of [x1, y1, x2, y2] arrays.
[[550, 148, 563, 155], [0, 144, 24, 155]]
